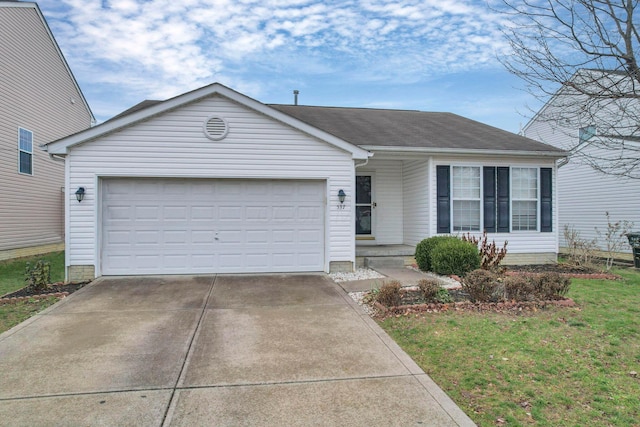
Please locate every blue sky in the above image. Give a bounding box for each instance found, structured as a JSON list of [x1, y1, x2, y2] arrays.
[[38, 0, 542, 133]]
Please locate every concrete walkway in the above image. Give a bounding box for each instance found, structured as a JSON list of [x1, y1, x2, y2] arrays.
[[338, 266, 461, 293], [0, 275, 474, 426]]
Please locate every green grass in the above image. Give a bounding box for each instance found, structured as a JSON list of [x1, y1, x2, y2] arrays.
[[0, 251, 65, 334], [379, 267, 640, 426], [0, 251, 64, 296], [0, 297, 59, 334]]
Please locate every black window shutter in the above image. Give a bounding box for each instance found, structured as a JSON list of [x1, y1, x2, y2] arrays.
[[497, 167, 510, 232], [436, 165, 450, 233], [483, 167, 496, 232], [540, 168, 552, 232]]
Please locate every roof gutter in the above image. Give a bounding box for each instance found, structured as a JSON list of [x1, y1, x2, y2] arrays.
[[355, 152, 373, 168], [359, 145, 568, 158]]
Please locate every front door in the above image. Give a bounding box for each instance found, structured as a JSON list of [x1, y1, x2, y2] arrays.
[[355, 175, 374, 237]]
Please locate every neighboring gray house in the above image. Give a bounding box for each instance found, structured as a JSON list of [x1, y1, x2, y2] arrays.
[[523, 70, 639, 256], [45, 83, 566, 281], [0, 1, 94, 260]]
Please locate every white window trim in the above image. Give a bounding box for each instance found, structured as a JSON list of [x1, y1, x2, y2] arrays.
[[451, 165, 482, 232], [18, 127, 34, 176], [510, 166, 540, 232]]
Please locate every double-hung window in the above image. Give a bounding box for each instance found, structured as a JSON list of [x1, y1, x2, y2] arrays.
[[18, 128, 33, 175], [511, 167, 538, 231], [437, 165, 552, 234], [452, 166, 481, 231]]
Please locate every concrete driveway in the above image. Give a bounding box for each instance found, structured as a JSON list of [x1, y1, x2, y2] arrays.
[[0, 275, 475, 426]]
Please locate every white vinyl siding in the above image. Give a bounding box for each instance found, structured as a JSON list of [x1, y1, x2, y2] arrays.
[[0, 5, 93, 252], [429, 156, 558, 255], [402, 160, 429, 246], [66, 95, 354, 274], [452, 166, 481, 231], [511, 167, 538, 231]]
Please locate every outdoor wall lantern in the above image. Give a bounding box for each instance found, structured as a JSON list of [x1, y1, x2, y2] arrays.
[[338, 189, 346, 204], [75, 187, 85, 202]]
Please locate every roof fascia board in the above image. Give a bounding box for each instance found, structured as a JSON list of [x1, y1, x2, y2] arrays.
[[46, 83, 370, 160], [2, 2, 96, 124], [362, 145, 568, 159]]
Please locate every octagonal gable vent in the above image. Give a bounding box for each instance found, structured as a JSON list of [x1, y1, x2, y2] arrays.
[[203, 116, 229, 141]]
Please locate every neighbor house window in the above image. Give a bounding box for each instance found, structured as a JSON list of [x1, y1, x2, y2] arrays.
[[452, 166, 481, 231], [511, 167, 538, 231], [18, 128, 33, 175], [579, 125, 596, 144]]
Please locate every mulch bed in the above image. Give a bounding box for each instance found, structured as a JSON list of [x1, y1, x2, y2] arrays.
[[0, 281, 90, 304], [371, 262, 618, 318], [374, 298, 577, 318], [505, 264, 620, 280]]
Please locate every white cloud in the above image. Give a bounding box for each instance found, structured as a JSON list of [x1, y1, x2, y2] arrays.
[[38, 0, 517, 121]]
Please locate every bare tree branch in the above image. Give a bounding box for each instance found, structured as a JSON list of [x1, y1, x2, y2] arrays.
[[499, 0, 640, 178]]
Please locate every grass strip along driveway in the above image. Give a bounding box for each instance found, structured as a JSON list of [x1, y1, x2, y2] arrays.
[[379, 267, 640, 426], [0, 251, 64, 333]]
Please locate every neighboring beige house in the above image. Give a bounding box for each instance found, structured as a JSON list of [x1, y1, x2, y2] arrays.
[[0, 1, 94, 260]]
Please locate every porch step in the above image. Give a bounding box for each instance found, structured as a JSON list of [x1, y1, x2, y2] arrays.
[[364, 256, 406, 268]]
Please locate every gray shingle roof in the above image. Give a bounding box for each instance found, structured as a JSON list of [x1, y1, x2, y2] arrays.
[[269, 105, 563, 153], [107, 100, 161, 122], [110, 99, 563, 154]]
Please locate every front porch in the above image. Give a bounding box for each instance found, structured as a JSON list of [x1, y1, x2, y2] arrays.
[[355, 244, 416, 269]]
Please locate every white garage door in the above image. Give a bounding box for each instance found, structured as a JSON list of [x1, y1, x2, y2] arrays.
[[101, 178, 325, 275]]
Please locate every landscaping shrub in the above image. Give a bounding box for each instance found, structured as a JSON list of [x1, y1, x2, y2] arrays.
[[503, 275, 536, 301], [375, 280, 402, 307], [417, 278, 441, 302], [430, 239, 481, 277], [415, 235, 459, 272], [434, 288, 454, 303], [462, 269, 501, 302], [462, 231, 508, 271], [24, 260, 51, 293], [533, 272, 571, 300]]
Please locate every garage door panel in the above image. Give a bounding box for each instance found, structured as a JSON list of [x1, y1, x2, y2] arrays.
[[101, 179, 325, 274], [105, 230, 132, 245], [105, 205, 132, 221], [298, 229, 322, 243], [163, 255, 189, 269], [134, 230, 160, 244], [135, 206, 160, 220], [246, 206, 269, 221], [219, 206, 242, 220], [299, 253, 322, 267], [192, 230, 215, 243], [191, 206, 215, 220]]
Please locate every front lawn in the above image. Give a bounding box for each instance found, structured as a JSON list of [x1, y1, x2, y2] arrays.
[[379, 267, 640, 426], [0, 251, 65, 334], [0, 251, 64, 296]]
